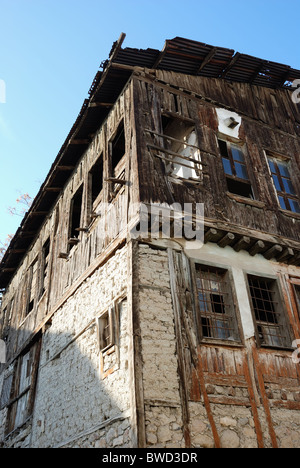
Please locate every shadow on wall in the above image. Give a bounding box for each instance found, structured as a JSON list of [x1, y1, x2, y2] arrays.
[[0, 300, 132, 448]]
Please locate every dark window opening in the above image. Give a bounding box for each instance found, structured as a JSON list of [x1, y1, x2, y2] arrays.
[[40, 238, 50, 297], [248, 275, 290, 348], [195, 264, 240, 342], [268, 157, 300, 214], [25, 259, 38, 318], [218, 139, 254, 199], [111, 121, 125, 174], [89, 155, 103, 206], [293, 284, 300, 319], [69, 185, 83, 242]]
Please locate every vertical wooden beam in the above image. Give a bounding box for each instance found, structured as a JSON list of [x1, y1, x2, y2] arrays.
[[168, 248, 191, 448], [127, 240, 146, 448]]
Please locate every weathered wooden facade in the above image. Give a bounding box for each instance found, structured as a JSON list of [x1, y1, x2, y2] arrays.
[[1, 34, 300, 448]]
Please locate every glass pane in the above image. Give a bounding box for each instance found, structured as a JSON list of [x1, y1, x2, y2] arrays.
[[288, 198, 300, 214], [282, 178, 296, 195], [277, 161, 290, 178], [222, 158, 233, 175], [235, 162, 249, 180], [272, 175, 281, 192], [278, 196, 287, 210], [268, 159, 276, 174], [231, 146, 245, 162]]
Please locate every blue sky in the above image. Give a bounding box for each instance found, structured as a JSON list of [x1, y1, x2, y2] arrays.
[[0, 0, 299, 242]]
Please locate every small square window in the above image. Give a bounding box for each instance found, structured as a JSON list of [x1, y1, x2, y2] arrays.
[[97, 307, 115, 352]]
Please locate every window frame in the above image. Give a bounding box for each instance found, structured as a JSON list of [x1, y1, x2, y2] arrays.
[[68, 184, 84, 250], [267, 154, 300, 214], [1, 339, 41, 435], [218, 137, 255, 199], [246, 274, 292, 350], [160, 113, 203, 181], [192, 261, 242, 345]]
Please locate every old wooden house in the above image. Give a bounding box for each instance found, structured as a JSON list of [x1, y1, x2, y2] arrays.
[[1, 34, 300, 448]]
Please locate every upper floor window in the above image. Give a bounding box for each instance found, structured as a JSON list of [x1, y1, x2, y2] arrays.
[[218, 139, 253, 199], [108, 120, 126, 198], [195, 263, 240, 342], [267, 156, 300, 214], [247, 275, 291, 349], [161, 114, 202, 181], [68, 185, 83, 249]]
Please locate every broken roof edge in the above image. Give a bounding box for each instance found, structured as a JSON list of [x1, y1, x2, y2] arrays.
[[1, 33, 300, 288]]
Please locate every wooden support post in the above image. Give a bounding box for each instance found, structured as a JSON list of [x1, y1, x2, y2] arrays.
[[263, 244, 283, 260], [217, 232, 235, 248], [249, 240, 266, 257], [277, 247, 294, 263], [204, 228, 219, 244], [233, 235, 251, 252]]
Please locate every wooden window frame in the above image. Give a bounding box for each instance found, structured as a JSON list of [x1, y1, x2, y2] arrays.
[[88, 153, 104, 219], [159, 113, 203, 181], [108, 120, 126, 200], [247, 274, 292, 349], [218, 138, 254, 199], [68, 184, 84, 250], [267, 155, 300, 214], [97, 306, 115, 353], [1, 339, 41, 436], [192, 262, 241, 345]]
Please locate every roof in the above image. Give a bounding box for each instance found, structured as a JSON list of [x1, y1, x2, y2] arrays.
[[1, 33, 300, 288]]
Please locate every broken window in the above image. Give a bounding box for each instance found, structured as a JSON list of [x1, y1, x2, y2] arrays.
[[218, 139, 254, 198], [161, 115, 202, 180], [248, 275, 291, 348], [40, 238, 50, 298], [267, 156, 300, 214], [68, 185, 83, 248], [3, 340, 41, 435], [195, 264, 240, 342]]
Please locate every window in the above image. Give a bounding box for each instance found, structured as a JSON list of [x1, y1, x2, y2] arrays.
[[1, 340, 41, 435], [97, 306, 115, 352], [26, 258, 39, 317], [292, 284, 300, 319], [195, 264, 240, 342], [89, 154, 103, 209], [108, 121, 126, 196], [161, 115, 202, 180], [248, 275, 291, 348], [69, 185, 83, 247], [40, 238, 50, 298], [218, 139, 253, 198], [267, 157, 300, 213]]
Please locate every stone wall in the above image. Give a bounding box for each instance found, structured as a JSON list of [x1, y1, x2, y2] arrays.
[[1, 245, 133, 448]]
